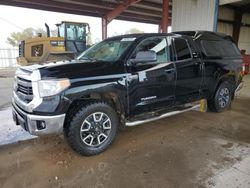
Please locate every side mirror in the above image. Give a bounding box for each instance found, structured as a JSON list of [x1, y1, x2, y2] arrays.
[[129, 50, 157, 66]]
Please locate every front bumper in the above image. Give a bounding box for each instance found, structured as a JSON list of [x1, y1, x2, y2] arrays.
[[12, 102, 65, 136]]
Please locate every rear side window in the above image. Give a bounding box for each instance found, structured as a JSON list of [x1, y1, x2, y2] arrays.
[[174, 38, 192, 60], [201, 40, 241, 58]]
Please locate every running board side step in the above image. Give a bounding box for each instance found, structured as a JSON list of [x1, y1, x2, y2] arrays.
[[235, 82, 243, 93], [125, 104, 200, 127]]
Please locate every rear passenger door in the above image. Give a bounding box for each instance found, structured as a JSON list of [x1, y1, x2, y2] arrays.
[[173, 37, 204, 104]]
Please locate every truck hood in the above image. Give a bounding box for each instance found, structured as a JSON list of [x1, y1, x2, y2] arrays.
[[20, 60, 125, 80]]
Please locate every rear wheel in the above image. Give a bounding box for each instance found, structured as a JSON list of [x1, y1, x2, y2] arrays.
[[65, 102, 118, 156], [208, 81, 233, 112]]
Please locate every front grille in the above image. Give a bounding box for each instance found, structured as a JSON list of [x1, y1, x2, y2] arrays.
[[16, 77, 33, 103]]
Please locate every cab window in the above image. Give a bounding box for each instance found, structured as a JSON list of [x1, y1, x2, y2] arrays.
[[66, 24, 86, 41], [58, 23, 65, 38], [132, 37, 169, 63]]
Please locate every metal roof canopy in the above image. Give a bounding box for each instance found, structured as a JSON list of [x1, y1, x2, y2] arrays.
[[219, 0, 250, 44], [0, 0, 172, 39], [222, 1, 250, 14], [220, 0, 250, 10]]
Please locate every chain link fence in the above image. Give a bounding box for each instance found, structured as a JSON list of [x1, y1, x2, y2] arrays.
[[0, 48, 18, 67]]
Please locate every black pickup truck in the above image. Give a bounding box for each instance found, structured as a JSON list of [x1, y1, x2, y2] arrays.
[[12, 31, 243, 155]]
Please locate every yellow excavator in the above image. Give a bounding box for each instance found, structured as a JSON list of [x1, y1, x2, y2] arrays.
[[17, 21, 90, 65]]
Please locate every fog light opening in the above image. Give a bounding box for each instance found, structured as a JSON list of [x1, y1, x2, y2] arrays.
[[37, 120, 46, 130]]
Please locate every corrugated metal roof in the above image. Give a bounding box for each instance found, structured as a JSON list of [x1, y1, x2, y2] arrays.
[[220, 0, 250, 13], [229, 0, 250, 7], [0, 0, 172, 25]]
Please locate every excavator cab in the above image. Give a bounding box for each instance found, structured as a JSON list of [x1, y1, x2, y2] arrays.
[[56, 21, 90, 56]]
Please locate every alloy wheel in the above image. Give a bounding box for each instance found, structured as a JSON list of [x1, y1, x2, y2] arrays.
[[218, 87, 230, 108], [80, 112, 112, 147]]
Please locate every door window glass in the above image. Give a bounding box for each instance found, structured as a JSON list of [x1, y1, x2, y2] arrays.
[[132, 37, 169, 63], [174, 38, 192, 60]]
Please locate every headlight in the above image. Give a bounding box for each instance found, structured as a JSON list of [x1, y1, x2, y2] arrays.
[[50, 41, 64, 46], [38, 79, 70, 97]]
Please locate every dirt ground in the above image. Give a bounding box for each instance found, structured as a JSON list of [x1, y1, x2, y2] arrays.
[[0, 71, 250, 188]]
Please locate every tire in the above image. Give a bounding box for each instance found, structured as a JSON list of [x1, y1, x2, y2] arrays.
[[65, 102, 118, 156], [208, 81, 233, 112]]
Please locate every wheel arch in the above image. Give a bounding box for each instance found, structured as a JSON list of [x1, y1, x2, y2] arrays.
[[212, 72, 237, 100], [64, 91, 125, 131]]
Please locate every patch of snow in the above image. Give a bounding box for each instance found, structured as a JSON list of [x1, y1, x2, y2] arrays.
[[0, 107, 36, 146]]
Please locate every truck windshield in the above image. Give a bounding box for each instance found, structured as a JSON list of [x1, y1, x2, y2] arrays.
[[77, 37, 135, 62]]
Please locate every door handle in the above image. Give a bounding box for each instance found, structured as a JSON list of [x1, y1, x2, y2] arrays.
[[165, 68, 175, 81]]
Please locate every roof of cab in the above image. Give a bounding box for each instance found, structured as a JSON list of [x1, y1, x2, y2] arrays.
[[106, 31, 233, 41], [172, 31, 233, 41], [106, 33, 175, 41]]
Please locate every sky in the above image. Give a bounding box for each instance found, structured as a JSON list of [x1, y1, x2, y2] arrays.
[[0, 5, 159, 48]]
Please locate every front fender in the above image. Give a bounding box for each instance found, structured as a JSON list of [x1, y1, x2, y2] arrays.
[[63, 76, 128, 115]]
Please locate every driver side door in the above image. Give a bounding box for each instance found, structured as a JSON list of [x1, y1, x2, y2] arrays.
[[126, 36, 176, 116]]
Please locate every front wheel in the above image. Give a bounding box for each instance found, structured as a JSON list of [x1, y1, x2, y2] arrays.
[[65, 102, 118, 156], [208, 81, 233, 112]]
